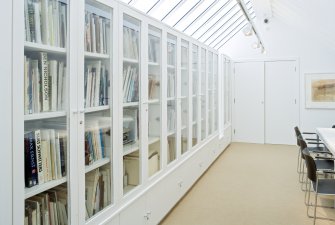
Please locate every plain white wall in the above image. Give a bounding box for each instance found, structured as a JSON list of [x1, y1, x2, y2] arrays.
[[221, 13, 335, 133]]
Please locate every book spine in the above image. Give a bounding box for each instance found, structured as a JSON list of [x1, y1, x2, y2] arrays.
[[25, 131, 38, 187], [27, 0, 36, 43], [33, 2, 42, 44], [24, 0, 31, 42], [35, 130, 44, 185], [40, 52, 50, 112], [59, 137, 66, 177]]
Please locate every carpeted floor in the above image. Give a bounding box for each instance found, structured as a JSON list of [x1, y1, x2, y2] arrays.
[[160, 142, 335, 225]]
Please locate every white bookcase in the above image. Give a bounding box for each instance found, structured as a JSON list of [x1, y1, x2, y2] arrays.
[[11, 0, 222, 224]]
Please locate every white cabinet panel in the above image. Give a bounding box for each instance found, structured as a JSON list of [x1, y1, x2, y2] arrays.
[[119, 195, 146, 225]]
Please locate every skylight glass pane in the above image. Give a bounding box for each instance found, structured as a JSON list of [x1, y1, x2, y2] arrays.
[[217, 21, 248, 49], [211, 19, 248, 48], [186, 0, 233, 37], [193, 3, 239, 40], [209, 16, 246, 47], [162, 0, 201, 27], [149, 0, 183, 21], [174, 0, 217, 31], [131, 0, 159, 13], [119, 0, 129, 3], [198, 9, 243, 43]]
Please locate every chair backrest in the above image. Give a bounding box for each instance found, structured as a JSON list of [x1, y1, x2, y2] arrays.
[[302, 149, 317, 182], [299, 138, 307, 159], [294, 126, 302, 146]]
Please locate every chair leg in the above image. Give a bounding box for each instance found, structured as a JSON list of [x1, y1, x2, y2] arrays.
[[297, 150, 301, 173], [314, 192, 317, 225]]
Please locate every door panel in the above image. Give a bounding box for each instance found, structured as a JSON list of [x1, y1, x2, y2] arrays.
[[233, 62, 264, 143], [265, 61, 299, 145]]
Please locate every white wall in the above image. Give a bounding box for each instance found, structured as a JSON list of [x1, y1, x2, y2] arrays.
[[221, 13, 335, 133]]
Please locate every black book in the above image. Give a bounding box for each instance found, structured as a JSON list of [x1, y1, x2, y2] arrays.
[[59, 137, 66, 177], [24, 131, 39, 188]]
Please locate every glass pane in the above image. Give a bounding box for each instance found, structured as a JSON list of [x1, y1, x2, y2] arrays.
[[148, 25, 161, 177], [181, 40, 189, 154], [84, 0, 113, 219], [192, 44, 199, 147], [201, 48, 207, 140], [208, 52, 213, 135], [214, 54, 218, 132], [122, 14, 141, 195], [167, 34, 177, 164], [24, 0, 69, 222]]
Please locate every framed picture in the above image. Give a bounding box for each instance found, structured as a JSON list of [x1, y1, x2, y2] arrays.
[[305, 73, 335, 108]]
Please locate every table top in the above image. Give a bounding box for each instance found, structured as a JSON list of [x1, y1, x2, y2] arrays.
[[316, 128, 335, 154]]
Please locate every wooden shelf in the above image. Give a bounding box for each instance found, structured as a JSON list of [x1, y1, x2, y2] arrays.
[[24, 111, 67, 121], [85, 158, 111, 173], [85, 105, 110, 113], [123, 142, 139, 155], [123, 57, 139, 64], [148, 136, 160, 145], [148, 61, 159, 66], [25, 177, 67, 199], [123, 102, 139, 107], [85, 51, 110, 59], [24, 42, 66, 55]]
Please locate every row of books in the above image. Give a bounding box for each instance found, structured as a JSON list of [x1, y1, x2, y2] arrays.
[[85, 126, 110, 166], [85, 11, 110, 54], [123, 108, 139, 146], [84, 61, 109, 108], [167, 42, 176, 66], [24, 0, 67, 47], [148, 35, 160, 63], [167, 71, 176, 98], [123, 26, 139, 60], [25, 187, 67, 225], [148, 74, 160, 100], [24, 53, 67, 115], [85, 167, 111, 219], [167, 106, 176, 132], [24, 129, 67, 188], [123, 65, 139, 103]]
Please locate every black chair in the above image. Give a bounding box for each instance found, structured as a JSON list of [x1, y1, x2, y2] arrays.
[[303, 149, 335, 225]]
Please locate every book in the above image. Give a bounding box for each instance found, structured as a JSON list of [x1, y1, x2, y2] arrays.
[[40, 52, 49, 112], [24, 131, 38, 188], [34, 130, 44, 185]]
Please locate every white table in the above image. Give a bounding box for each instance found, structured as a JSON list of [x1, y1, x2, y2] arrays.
[[316, 128, 335, 155]]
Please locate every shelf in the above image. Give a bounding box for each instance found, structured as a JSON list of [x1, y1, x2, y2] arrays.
[[181, 67, 187, 70], [24, 111, 67, 121], [180, 96, 187, 99], [167, 97, 175, 101], [181, 125, 187, 130], [167, 65, 175, 69], [85, 158, 111, 173], [123, 142, 139, 155], [192, 95, 197, 98], [148, 61, 159, 66], [124, 185, 137, 195], [123, 57, 139, 64], [85, 105, 110, 113], [123, 102, 139, 107], [148, 99, 160, 104], [85, 51, 110, 59], [24, 42, 66, 55], [167, 131, 175, 136], [25, 177, 67, 199], [148, 136, 160, 145], [192, 121, 197, 125]]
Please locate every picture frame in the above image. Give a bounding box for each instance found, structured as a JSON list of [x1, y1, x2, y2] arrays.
[[305, 73, 335, 108]]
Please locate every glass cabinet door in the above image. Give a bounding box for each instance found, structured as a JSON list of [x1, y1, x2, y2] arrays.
[[148, 25, 162, 177], [122, 14, 141, 195], [192, 44, 199, 147], [214, 54, 218, 132], [84, 0, 113, 219], [181, 39, 189, 154], [167, 34, 177, 164], [23, 0, 70, 223], [208, 51, 213, 136], [200, 48, 207, 140]]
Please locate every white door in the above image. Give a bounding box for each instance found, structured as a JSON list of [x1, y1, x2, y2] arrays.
[[233, 62, 265, 143], [265, 61, 299, 145]]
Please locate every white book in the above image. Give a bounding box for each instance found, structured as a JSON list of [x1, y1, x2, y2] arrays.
[[90, 68, 96, 107], [94, 61, 101, 107], [33, 2, 42, 44], [57, 62, 64, 110], [86, 66, 92, 108], [49, 60, 58, 112], [99, 18, 103, 54], [49, 129, 57, 180], [24, 57, 30, 114], [31, 60, 40, 113], [52, 1, 60, 47], [48, 2, 54, 46], [62, 66, 67, 110], [40, 52, 49, 112], [41, 0, 49, 45], [90, 14, 96, 53], [41, 130, 52, 181]]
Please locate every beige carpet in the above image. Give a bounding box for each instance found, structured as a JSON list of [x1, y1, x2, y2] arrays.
[[160, 143, 335, 225]]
